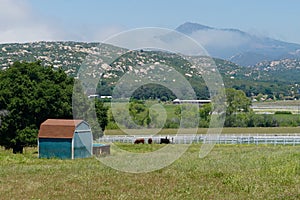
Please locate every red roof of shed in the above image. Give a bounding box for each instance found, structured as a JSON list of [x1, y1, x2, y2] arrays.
[[38, 119, 84, 139]]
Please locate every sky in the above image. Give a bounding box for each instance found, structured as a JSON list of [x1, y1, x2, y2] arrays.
[[1, 0, 300, 44]]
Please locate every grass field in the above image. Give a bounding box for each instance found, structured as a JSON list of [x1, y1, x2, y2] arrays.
[[104, 127, 300, 135], [252, 100, 300, 114], [253, 100, 300, 107], [0, 145, 299, 199]]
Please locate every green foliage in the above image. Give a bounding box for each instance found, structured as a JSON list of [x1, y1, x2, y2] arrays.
[[129, 100, 151, 127], [107, 101, 151, 129], [163, 118, 180, 129], [105, 122, 120, 130], [72, 80, 91, 120], [105, 100, 299, 129], [199, 103, 212, 121], [197, 103, 212, 128], [131, 84, 176, 101], [226, 88, 252, 115], [0, 61, 74, 153], [174, 104, 199, 128], [95, 99, 108, 131], [222, 88, 253, 127], [273, 114, 300, 127], [274, 111, 292, 115], [225, 113, 250, 127], [109, 104, 135, 129], [224, 112, 277, 128], [72, 80, 109, 139]]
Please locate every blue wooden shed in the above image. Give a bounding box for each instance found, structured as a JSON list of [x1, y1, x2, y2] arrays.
[[38, 119, 92, 159]]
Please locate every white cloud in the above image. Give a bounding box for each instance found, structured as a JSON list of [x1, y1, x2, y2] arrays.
[[0, 0, 66, 43], [0, 0, 126, 43]]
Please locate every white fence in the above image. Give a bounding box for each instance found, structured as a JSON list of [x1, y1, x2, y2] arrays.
[[97, 134, 300, 145]]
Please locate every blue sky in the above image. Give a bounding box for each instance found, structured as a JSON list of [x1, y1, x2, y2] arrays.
[[1, 0, 300, 43]]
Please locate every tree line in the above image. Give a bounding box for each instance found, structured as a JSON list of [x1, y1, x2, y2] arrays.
[[107, 88, 299, 130]]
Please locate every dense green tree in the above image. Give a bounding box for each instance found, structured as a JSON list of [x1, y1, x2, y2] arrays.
[[129, 100, 151, 127], [198, 103, 212, 128], [226, 88, 252, 115], [199, 103, 212, 121], [0, 61, 73, 153], [224, 113, 250, 127], [224, 88, 252, 127], [174, 104, 199, 128], [131, 84, 176, 101], [95, 99, 108, 132], [106, 100, 150, 129]]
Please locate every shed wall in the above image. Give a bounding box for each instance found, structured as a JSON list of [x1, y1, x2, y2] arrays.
[[39, 138, 72, 159], [74, 131, 92, 158]]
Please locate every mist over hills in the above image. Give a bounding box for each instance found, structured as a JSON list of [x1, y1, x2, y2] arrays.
[[176, 22, 300, 66]]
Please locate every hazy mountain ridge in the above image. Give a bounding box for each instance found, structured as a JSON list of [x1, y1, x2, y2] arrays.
[[176, 22, 300, 66]]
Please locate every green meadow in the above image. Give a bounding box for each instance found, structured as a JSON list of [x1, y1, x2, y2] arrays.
[[1, 144, 299, 200]]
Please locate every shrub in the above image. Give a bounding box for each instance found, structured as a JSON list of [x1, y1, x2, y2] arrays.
[[274, 111, 292, 115]]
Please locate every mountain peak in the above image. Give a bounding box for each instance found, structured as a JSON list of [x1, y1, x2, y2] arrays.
[[175, 22, 213, 34]]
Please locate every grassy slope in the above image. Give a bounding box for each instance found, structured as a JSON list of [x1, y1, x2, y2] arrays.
[[0, 145, 299, 200]]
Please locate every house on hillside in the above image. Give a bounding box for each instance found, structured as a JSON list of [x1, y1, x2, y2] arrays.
[[38, 119, 93, 159]]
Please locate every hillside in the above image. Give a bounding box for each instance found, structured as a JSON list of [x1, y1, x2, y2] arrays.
[[0, 41, 299, 99]]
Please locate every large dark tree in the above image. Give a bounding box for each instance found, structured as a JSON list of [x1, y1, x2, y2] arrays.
[[0, 61, 74, 153]]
